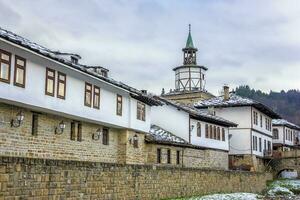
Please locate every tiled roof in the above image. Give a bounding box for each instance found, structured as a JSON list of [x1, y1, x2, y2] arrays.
[[272, 119, 300, 130], [0, 27, 160, 106], [146, 124, 188, 145], [194, 93, 280, 119], [155, 96, 237, 127]]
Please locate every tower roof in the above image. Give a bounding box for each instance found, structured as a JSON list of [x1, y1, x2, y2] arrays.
[[185, 24, 195, 48]]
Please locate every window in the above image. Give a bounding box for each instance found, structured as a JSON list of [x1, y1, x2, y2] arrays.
[[14, 55, 26, 87], [264, 139, 266, 151], [157, 148, 161, 163], [137, 101, 146, 121], [77, 123, 82, 142], [102, 128, 109, 145], [273, 129, 279, 139], [253, 111, 258, 125], [217, 127, 220, 140], [0, 49, 11, 83], [31, 113, 38, 136], [45, 68, 55, 96], [260, 115, 262, 127], [222, 128, 225, 141], [116, 94, 123, 116], [196, 122, 201, 137], [93, 86, 100, 109], [84, 82, 92, 107], [209, 125, 212, 139], [167, 149, 171, 164], [70, 122, 76, 141], [205, 124, 208, 138], [213, 126, 217, 139], [267, 141, 271, 151], [133, 134, 139, 148], [259, 138, 262, 152], [57, 72, 66, 99], [253, 136, 257, 151], [176, 150, 180, 165]]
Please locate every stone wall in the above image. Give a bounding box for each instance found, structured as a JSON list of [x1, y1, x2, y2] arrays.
[[229, 155, 268, 172], [145, 143, 229, 170], [0, 156, 273, 200], [0, 103, 142, 164]]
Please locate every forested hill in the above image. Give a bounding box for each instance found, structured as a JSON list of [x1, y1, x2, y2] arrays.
[[235, 85, 300, 126]]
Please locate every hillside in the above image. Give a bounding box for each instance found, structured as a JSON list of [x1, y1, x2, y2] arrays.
[[235, 85, 300, 126]]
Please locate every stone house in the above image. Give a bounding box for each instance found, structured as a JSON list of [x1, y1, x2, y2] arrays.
[[151, 97, 237, 170], [272, 119, 300, 151], [195, 86, 281, 172]]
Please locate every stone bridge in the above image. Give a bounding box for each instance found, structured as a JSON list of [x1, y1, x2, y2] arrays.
[[269, 150, 300, 177]]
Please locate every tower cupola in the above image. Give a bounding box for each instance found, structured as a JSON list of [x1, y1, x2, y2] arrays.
[[172, 24, 207, 92]]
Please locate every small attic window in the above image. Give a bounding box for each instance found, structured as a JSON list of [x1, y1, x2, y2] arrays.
[[71, 56, 78, 64]]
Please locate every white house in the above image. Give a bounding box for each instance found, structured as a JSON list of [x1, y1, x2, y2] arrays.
[[272, 119, 300, 151], [151, 97, 237, 152], [0, 27, 159, 134], [194, 86, 280, 171]]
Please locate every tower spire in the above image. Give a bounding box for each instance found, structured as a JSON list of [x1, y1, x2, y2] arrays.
[[186, 24, 194, 49]]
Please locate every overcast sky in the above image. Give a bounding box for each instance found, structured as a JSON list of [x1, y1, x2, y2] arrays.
[[1, 0, 300, 95]]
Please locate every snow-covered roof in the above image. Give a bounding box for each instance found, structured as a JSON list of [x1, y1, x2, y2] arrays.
[[0, 27, 160, 106], [272, 119, 300, 130], [155, 96, 237, 127], [146, 124, 188, 145], [194, 93, 280, 119]]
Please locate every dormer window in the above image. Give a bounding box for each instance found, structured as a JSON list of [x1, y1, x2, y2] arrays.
[[71, 56, 78, 64]]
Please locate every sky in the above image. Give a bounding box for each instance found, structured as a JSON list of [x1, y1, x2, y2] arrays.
[[1, 0, 300, 95]]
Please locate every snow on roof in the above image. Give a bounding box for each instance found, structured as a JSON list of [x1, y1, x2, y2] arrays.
[[0, 27, 160, 106], [272, 119, 300, 130], [147, 124, 188, 145], [194, 93, 280, 119], [155, 96, 237, 127]]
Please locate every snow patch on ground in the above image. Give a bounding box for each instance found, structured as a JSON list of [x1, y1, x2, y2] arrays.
[[179, 193, 262, 200], [266, 179, 300, 197]]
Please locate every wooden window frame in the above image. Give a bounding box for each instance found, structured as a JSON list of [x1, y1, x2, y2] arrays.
[[0, 49, 11, 84], [222, 128, 225, 141], [93, 85, 100, 109], [45, 68, 55, 96], [196, 122, 201, 137], [56, 72, 66, 99], [31, 113, 38, 136], [13, 55, 26, 88], [176, 150, 180, 165], [70, 122, 76, 141], [167, 149, 171, 164], [116, 94, 123, 116], [102, 128, 109, 145], [84, 82, 92, 107], [217, 127, 220, 140], [157, 148, 161, 164], [205, 124, 208, 138], [259, 138, 262, 152], [137, 101, 146, 121], [77, 123, 82, 142]]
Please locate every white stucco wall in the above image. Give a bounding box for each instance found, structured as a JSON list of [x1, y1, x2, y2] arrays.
[[0, 40, 151, 133], [273, 126, 284, 145], [251, 130, 273, 157], [229, 129, 251, 155], [190, 118, 229, 151], [151, 104, 190, 141]]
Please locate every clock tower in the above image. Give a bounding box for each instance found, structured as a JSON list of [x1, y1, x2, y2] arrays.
[[162, 25, 214, 104]]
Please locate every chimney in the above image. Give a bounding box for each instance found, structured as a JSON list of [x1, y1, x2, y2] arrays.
[[141, 90, 147, 94], [223, 85, 230, 101]]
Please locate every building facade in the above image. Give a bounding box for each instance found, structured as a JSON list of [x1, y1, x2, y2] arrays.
[[195, 86, 280, 171], [161, 25, 214, 105], [272, 119, 300, 151]]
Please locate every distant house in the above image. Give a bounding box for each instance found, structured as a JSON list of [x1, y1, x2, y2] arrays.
[[151, 96, 237, 169], [195, 86, 280, 171], [272, 119, 300, 151]]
